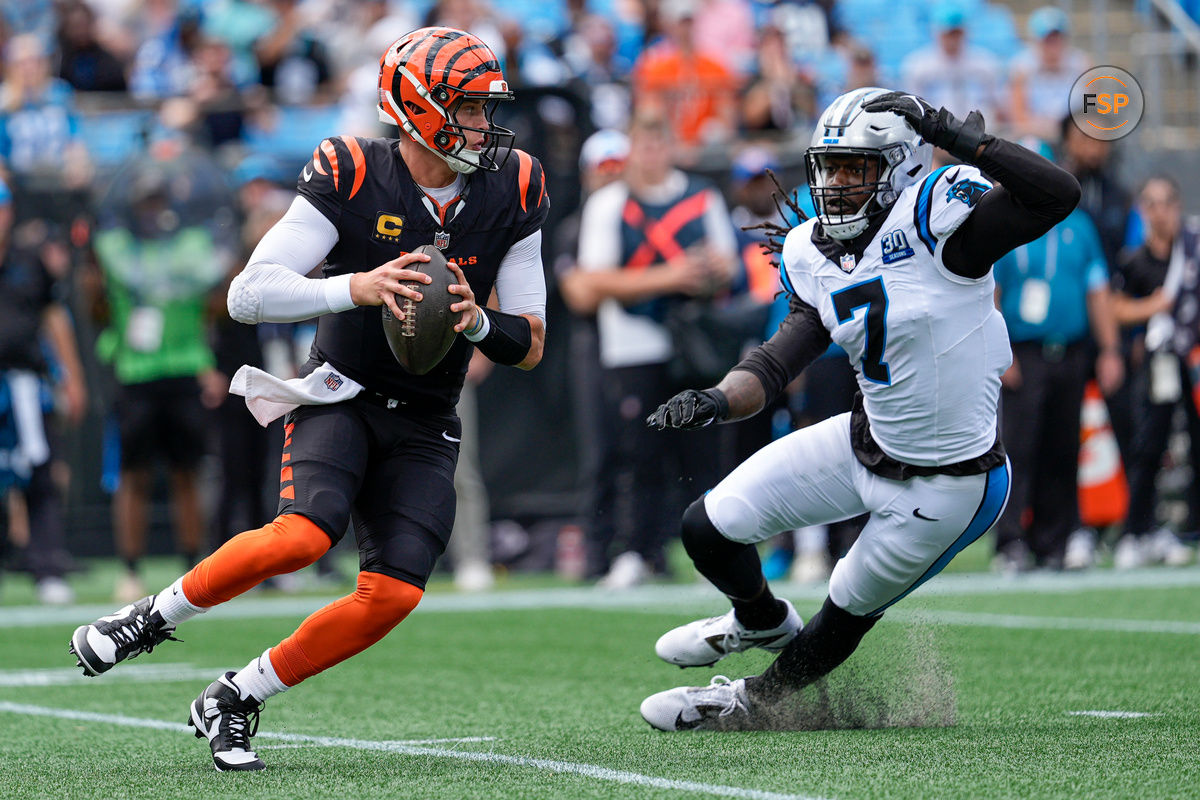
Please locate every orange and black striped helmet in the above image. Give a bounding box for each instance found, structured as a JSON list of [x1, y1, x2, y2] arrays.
[[378, 27, 515, 174]]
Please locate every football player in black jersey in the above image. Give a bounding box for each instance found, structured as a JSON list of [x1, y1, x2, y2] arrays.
[[68, 27, 549, 771]]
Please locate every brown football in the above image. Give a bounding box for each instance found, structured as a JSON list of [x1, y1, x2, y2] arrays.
[[381, 244, 462, 374]]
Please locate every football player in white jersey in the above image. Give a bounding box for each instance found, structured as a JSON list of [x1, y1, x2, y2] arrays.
[[638, 88, 1082, 731]]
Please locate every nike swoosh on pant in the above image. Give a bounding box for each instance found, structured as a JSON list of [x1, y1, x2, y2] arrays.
[[442, 432, 461, 442]]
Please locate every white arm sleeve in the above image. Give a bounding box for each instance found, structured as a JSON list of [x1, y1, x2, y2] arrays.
[[494, 229, 547, 324], [227, 196, 356, 324]]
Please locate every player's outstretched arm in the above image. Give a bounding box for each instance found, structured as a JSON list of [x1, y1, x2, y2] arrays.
[[647, 294, 832, 430]]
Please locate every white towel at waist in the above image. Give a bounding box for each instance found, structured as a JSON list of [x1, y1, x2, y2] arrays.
[[229, 362, 364, 427]]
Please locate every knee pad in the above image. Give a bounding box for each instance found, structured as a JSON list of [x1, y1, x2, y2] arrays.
[[265, 514, 333, 570], [681, 497, 729, 560], [356, 571, 425, 624]]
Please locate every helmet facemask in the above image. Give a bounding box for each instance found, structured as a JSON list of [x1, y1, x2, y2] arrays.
[[433, 89, 515, 174], [806, 149, 891, 240]]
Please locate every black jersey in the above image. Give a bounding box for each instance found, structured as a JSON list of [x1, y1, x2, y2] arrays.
[[297, 135, 548, 411]]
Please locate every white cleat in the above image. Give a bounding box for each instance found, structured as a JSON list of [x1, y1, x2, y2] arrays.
[[69, 595, 177, 677], [188, 672, 266, 771], [640, 675, 756, 731], [655, 600, 803, 668]]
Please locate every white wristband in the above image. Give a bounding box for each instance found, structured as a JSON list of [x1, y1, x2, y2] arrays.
[[464, 308, 491, 342]]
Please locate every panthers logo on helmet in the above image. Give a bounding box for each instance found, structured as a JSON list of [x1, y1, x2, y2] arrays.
[[946, 178, 990, 208]]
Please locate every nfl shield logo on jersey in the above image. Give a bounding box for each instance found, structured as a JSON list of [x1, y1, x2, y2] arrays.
[[840, 253, 856, 273], [434, 231, 451, 249], [324, 374, 343, 391]]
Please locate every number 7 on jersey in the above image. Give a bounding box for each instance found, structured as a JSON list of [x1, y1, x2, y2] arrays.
[[832, 276, 892, 385]]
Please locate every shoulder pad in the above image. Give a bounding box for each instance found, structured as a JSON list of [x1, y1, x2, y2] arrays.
[[913, 165, 992, 252], [507, 149, 549, 216], [300, 135, 369, 202]]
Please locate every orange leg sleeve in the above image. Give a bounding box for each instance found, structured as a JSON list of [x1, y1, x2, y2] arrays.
[[181, 514, 331, 608], [269, 571, 423, 687]]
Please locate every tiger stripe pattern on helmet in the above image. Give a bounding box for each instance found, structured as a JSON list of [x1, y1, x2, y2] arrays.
[[377, 26, 514, 174]]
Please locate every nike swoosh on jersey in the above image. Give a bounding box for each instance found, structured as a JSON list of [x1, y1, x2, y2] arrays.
[[442, 432, 461, 442], [913, 508, 940, 522], [302, 165, 313, 182]]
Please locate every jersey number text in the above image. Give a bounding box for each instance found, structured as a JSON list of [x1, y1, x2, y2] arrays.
[[832, 277, 891, 385]]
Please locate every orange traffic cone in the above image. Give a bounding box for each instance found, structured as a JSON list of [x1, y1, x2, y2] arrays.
[[1078, 380, 1128, 527]]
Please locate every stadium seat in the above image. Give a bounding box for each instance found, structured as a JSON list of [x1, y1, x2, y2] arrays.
[[76, 110, 155, 167], [243, 105, 343, 164]]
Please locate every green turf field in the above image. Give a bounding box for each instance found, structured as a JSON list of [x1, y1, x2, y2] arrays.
[[2, 549, 1198, 800]]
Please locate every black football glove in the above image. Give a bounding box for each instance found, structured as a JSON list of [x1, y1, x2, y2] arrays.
[[863, 91, 990, 163], [646, 388, 730, 431]]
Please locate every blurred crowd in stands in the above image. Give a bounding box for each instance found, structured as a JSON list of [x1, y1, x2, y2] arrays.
[[0, 0, 1197, 604]]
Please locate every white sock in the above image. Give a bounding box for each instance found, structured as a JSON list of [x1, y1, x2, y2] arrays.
[[151, 577, 205, 625], [231, 649, 290, 701]]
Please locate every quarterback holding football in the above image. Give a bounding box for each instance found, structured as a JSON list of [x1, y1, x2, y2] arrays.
[[69, 27, 548, 770], [640, 88, 1080, 730]]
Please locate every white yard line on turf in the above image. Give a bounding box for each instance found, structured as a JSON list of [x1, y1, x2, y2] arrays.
[[1067, 710, 1156, 719], [0, 663, 221, 687], [0, 701, 830, 800], [6, 569, 1200, 632]]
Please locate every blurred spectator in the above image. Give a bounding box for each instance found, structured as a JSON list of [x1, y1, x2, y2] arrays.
[[899, 2, 1004, 125], [1009, 6, 1090, 140], [740, 24, 815, 134], [56, 0, 128, 93], [202, 0, 276, 88], [1059, 116, 1132, 275], [562, 13, 633, 130], [0, 183, 87, 604], [129, 0, 202, 100], [563, 110, 736, 588], [253, 0, 334, 106], [89, 153, 234, 601], [0, 35, 85, 179], [496, 18, 569, 88], [1, 0, 55, 42], [992, 172, 1123, 572], [207, 166, 285, 551], [632, 0, 740, 152], [693, 0, 756, 76], [423, 0, 505, 62], [1109, 176, 1197, 569], [557, 129, 631, 538], [450, 349, 495, 591], [841, 41, 883, 93], [184, 37, 245, 148]]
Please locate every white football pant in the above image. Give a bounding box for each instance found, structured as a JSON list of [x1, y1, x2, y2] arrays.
[[704, 413, 1011, 616]]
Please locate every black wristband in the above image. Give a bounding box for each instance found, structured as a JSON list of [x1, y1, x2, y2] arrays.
[[473, 308, 533, 366], [703, 388, 730, 423]]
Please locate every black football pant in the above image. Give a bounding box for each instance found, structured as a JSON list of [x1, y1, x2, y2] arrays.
[[995, 340, 1088, 564], [587, 363, 721, 576], [1124, 356, 1200, 536]]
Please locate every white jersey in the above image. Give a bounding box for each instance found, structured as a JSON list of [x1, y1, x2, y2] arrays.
[[780, 165, 1012, 467]]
